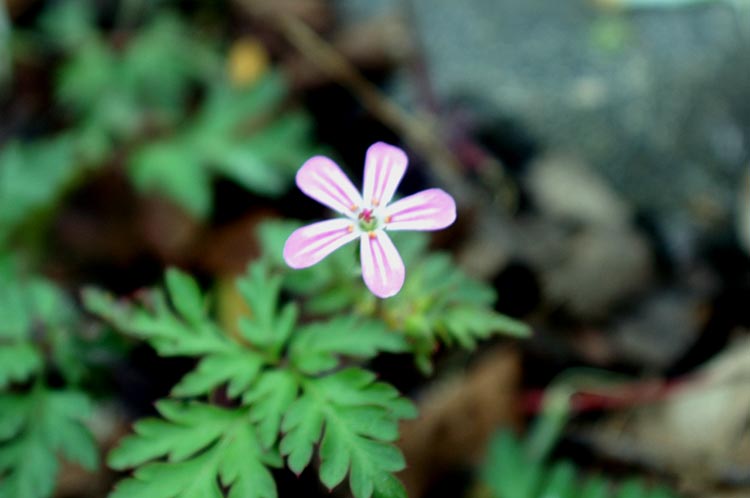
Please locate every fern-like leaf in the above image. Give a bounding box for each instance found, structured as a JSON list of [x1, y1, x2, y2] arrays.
[[289, 317, 409, 375], [281, 368, 417, 498], [0, 388, 98, 498], [108, 401, 279, 498]]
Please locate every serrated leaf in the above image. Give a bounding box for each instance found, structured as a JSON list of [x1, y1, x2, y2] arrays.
[[0, 388, 97, 498], [289, 318, 408, 374], [109, 402, 235, 469], [84, 284, 231, 358], [441, 307, 530, 348], [236, 264, 297, 352], [171, 350, 264, 398], [109, 401, 277, 498], [281, 368, 413, 498], [244, 370, 298, 448], [165, 268, 206, 324]]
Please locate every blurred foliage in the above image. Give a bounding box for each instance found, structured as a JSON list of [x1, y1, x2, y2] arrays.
[[0, 257, 98, 498], [0, 137, 78, 244], [5, 0, 318, 226], [259, 221, 531, 374], [0, 1, 10, 90], [480, 380, 681, 498], [130, 72, 315, 218]]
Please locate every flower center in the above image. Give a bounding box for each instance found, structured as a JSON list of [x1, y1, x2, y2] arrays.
[[358, 208, 379, 231]]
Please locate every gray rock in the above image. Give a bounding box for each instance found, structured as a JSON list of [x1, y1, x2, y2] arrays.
[[339, 0, 750, 240]]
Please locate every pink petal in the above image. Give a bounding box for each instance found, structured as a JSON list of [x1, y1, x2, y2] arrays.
[[359, 231, 405, 298], [384, 188, 456, 231], [283, 219, 358, 269], [296, 156, 363, 216], [362, 142, 408, 208]]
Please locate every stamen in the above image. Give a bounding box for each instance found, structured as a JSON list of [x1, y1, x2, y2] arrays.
[[349, 204, 359, 212], [347, 225, 354, 233], [372, 199, 380, 207], [358, 209, 373, 222], [384, 215, 392, 223], [368, 231, 377, 239]]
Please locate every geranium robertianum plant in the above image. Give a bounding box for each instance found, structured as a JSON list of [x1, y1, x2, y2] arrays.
[[85, 143, 530, 498]]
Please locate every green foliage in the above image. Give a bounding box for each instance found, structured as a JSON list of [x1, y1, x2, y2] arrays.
[[282, 368, 416, 497], [482, 429, 680, 498], [259, 221, 530, 373], [54, 10, 218, 162], [0, 257, 82, 385], [481, 379, 680, 498], [129, 72, 315, 218], [0, 137, 79, 243], [0, 0, 10, 90], [0, 257, 99, 497], [0, 385, 97, 498], [108, 401, 279, 498], [86, 262, 416, 498]]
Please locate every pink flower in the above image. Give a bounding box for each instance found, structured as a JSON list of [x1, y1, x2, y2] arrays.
[[283, 142, 457, 298]]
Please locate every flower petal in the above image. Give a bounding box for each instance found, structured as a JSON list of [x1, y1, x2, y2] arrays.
[[359, 231, 405, 298], [283, 219, 358, 269], [362, 142, 408, 208], [384, 188, 456, 231], [296, 156, 363, 216]]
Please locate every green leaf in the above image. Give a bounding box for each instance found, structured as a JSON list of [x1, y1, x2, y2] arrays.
[[441, 306, 530, 348], [580, 476, 610, 498], [377, 233, 531, 370], [289, 317, 408, 374], [130, 141, 212, 218], [171, 350, 264, 398], [0, 343, 42, 389], [165, 268, 206, 324], [281, 368, 415, 498], [0, 388, 97, 498], [109, 401, 277, 498], [236, 263, 297, 353], [0, 259, 84, 384], [37, 0, 96, 50], [194, 73, 287, 135], [211, 144, 288, 196], [615, 480, 649, 498], [244, 370, 299, 448], [83, 281, 231, 358], [0, 138, 78, 242], [482, 430, 542, 498], [540, 461, 577, 498]]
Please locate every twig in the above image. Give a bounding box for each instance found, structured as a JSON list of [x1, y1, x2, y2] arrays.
[[238, 1, 476, 203]]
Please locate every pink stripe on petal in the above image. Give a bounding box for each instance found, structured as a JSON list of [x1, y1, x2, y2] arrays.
[[284, 219, 359, 269], [359, 231, 405, 298], [362, 142, 408, 207], [296, 156, 363, 216], [384, 188, 456, 231]]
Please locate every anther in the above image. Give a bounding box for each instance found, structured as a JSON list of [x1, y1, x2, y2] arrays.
[[368, 231, 377, 239], [384, 215, 392, 223], [347, 225, 354, 233], [349, 204, 359, 212]]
